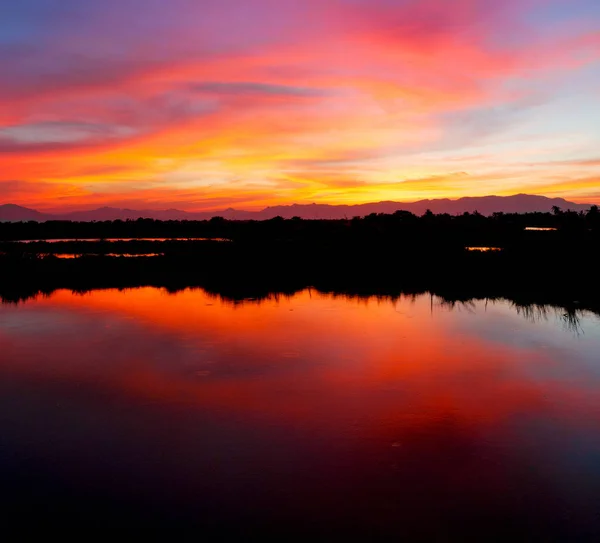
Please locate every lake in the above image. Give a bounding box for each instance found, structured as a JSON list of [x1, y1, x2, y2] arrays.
[[1, 288, 600, 539], [8, 237, 230, 243], [39, 253, 165, 259]]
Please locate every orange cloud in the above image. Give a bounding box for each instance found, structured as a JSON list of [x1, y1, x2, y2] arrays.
[[1, 0, 599, 210]]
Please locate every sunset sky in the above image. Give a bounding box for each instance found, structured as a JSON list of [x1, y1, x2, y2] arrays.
[[1, 0, 599, 212]]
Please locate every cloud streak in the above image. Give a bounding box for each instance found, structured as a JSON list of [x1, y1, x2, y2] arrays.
[[1, 0, 599, 209]]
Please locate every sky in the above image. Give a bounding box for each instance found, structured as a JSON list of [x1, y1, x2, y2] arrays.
[[1, 0, 599, 212]]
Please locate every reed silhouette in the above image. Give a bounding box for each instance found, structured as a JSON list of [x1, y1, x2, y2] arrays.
[[1, 208, 598, 313], [1, 206, 598, 242]]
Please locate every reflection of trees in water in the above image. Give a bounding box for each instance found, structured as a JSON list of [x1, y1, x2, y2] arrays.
[[431, 297, 477, 314], [410, 294, 587, 335], [513, 303, 584, 335], [0, 286, 594, 336], [435, 296, 585, 335], [386, 293, 588, 336]]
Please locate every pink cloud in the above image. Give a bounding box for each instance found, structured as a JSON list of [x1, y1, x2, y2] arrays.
[[1, 0, 599, 208]]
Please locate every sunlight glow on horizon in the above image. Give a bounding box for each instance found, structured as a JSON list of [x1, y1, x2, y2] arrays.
[[1, 0, 599, 211]]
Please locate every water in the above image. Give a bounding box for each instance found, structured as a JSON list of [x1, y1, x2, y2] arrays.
[[1, 288, 600, 539], [7, 237, 230, 243], [40, 253, 164, 258]]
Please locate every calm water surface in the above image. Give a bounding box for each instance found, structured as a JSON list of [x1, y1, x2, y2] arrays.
[[10, 237, 230, 243], [1, 288, 600, 539], [41, 253, 165, 258]]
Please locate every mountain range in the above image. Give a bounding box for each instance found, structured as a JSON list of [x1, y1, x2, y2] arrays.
[[0, 195, 595, 222]]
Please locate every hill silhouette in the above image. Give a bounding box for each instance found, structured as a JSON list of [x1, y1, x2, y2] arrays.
[[1, 194, 594, 222], [1, 206, 599, 313], [0, 204, 50, 222]]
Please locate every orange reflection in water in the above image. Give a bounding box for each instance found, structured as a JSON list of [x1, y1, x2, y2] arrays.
[[41, 253, 164, 258], [465, 246, 502, 252], [3, 287, 599, 431], [2, 287, 600, 537], [16, 237, 231, 243]]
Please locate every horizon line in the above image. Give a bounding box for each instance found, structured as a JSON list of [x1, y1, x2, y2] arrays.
[[2, 193, 598, 215]]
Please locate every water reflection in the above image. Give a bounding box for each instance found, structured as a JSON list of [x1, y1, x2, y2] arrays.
[[1, 288, 599, 538], [9, 237, 231, 243], [465, 246, 502, 252], [40, 253, 164, 259]]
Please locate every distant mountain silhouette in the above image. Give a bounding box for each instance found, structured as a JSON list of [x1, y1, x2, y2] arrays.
[[0, 204, 52, 222], [0, 194, 594, 222]]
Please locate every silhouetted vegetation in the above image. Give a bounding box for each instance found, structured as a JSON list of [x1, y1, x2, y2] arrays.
[[1, 205, 599, 243], [1, 208, 599, 313]]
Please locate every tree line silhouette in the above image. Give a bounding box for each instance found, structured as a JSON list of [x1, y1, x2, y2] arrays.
[[1, 207, 598, 312], [1, 205, 599, 243]]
